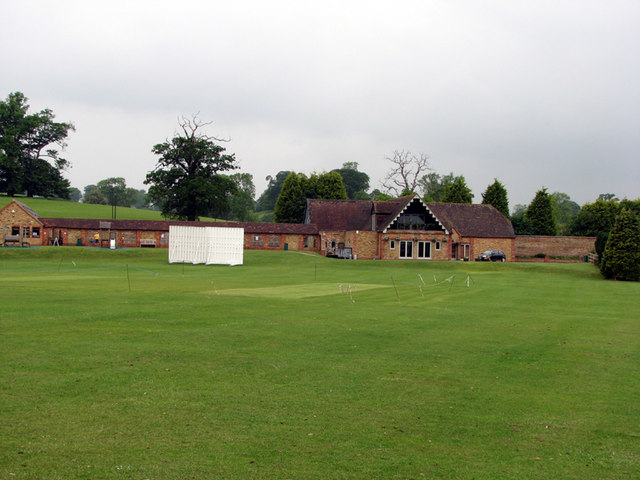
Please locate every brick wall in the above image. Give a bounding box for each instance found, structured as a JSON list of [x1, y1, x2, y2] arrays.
[[515, 235, 596, 260], [0, 202, 44, 246], [352, 230, 378, 259], [469, 237, 515, 262]]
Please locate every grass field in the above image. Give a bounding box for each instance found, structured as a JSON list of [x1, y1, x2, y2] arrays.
[[0, 195, 219, 221], [1, 248, 639, 479]]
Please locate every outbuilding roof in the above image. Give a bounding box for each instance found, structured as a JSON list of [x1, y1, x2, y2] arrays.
[[305, 199, 373, 231], [40, 218, 318, 235], [426, 203, 515, 238]]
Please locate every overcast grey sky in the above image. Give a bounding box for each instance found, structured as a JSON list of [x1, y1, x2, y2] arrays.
[[2, 0, 639, 209]]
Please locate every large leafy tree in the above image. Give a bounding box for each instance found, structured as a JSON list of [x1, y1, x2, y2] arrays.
[[145, 117, 237, 221], [419, 172, 457, 202], [525, 188, 557, 235], [256, 171, 292, 212], [96, 177, 128, 207], [511, 204, 533, 234], [551, 192, 580, 235], [600, 209, 640, 281], [332, 162, 370, 199], [69, 187, 82, 202], [481, 179, 509, 217], [83, 185, 107, 204], [228, 172, 256, 221], [0, 92, 74, 197], [441, 176, 473, 203], [274, 171, 347, 223]]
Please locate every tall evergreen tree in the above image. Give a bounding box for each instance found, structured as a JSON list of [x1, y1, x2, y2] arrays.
[[274, 172, 307, 223], [308, 171, 348, 200], [525, 188, 557, 235], [441, 176, 473, 203], [481, 179, 509, 217], [600, 209, 640, 281], [569, 199, 621, 259]]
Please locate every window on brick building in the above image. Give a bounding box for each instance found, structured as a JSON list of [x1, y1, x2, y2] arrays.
[[250, 235, 264, 247], [417, 241, 431, 259], [399, 241, 413, 259], [304, 236, 315, 248]]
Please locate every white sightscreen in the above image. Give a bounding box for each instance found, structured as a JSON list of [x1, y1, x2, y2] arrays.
[[168, 226, 244, 265]]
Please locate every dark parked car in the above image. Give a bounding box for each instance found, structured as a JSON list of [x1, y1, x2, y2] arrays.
[[476, 250, 506, 262]]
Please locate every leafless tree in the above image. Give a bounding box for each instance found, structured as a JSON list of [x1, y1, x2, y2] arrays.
[[381, 150, 432, 196]]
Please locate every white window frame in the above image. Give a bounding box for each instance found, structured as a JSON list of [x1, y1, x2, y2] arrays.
[[390, 240, 396, 250], [417, 241, 431, 259], [435, 241, 441, 251], [399, 240, 414, 259]]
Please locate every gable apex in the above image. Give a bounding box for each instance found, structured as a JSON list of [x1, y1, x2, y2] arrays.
[[1, 200, 42, 224], [380, 195, 449, 234]]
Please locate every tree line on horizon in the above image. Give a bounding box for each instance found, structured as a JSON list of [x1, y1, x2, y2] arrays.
[[2, 92, 639, 279]]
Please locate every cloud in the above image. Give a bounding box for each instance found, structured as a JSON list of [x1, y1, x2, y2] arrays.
[[2, 0, 639, 207]]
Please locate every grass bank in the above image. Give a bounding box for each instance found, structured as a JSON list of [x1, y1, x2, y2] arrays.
[[0, 196, 218, 221]]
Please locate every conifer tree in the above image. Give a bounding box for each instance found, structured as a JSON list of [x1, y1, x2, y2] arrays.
[[600, 209, 640, 281], [308, 171, 348, 200], [525, 188, 557, 235], [441, 176, 473, 203], [274, 172, 307, 223], [481, 179, 509, 218]]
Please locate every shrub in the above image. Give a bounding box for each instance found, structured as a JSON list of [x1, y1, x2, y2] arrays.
[[600, 209, 640, 281]]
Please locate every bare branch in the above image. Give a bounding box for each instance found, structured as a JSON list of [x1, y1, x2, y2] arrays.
[[381, 150, 432, 196], [176, 114, 230, 143]]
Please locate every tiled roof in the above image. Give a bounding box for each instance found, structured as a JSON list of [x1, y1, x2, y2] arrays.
[[27, 198, 513, 239], [306, 196, 514, 238], [41, 218, 318, 235], [426, 203, 515, 238], [305, 199, 373, 231]]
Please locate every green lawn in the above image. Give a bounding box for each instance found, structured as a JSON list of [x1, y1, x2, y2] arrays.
[[1, 248, 638, 479], [0, 196, 219, 221]]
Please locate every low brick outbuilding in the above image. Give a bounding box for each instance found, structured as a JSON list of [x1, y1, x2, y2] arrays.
[[2, 198, 594, 262], [0, 200, 319, 252]]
